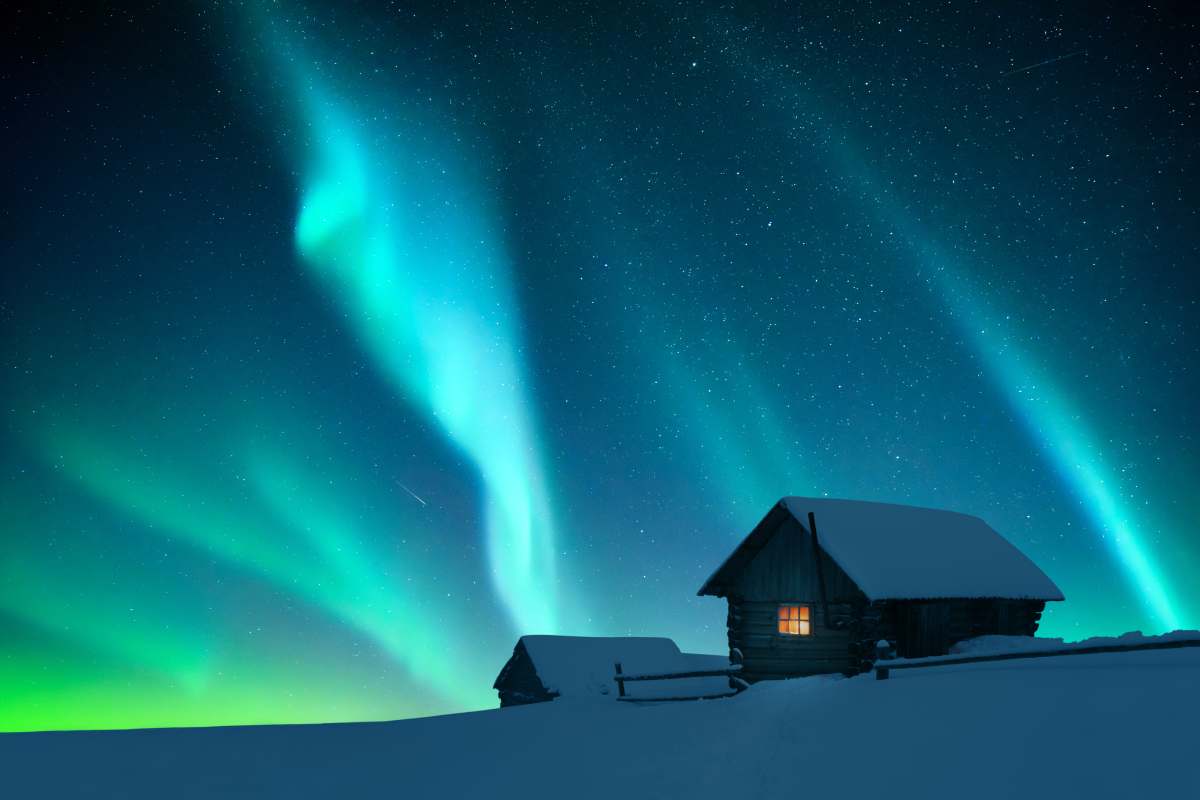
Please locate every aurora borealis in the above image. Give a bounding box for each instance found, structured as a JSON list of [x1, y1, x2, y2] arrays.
[[265, 7, 562, 638], [2, 1, 1197, 731]]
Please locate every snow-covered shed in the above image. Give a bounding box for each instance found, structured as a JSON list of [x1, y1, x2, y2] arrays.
[[493, 636, 732, 707], [698, 497, 1064, 680]]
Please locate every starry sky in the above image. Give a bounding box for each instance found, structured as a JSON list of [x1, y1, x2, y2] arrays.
[[2, 0, 1198, 731]]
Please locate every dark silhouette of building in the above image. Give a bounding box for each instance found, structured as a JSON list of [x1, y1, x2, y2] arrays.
[[494, 635, 730, 707]]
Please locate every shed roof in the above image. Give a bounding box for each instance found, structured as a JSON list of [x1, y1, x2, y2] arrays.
[[494, 636, 731, 701], [698, 497, 1064, 602]]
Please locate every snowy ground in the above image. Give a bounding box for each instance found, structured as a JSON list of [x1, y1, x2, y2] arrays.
[[2, 643, 1197, 799]]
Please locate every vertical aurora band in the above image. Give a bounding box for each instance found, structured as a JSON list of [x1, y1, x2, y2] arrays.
[[920, 256, 1182, 631], [700, 16, 1183, 631], [852, 153, 1182, 633], [246, 8, 560, 635]]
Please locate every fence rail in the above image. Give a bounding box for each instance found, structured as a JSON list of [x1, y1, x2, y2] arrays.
[[617, 667, 741, 683], [874, 637, 1200, 680], [613, 661, 744, 701]]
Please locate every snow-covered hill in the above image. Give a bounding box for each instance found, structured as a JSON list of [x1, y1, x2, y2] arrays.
[[2, 640, 1197, 799]]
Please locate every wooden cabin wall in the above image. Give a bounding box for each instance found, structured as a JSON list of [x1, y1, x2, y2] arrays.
[[722, 517, 871, 680], [737, 596, 1048, 671], [995, 599, 1046, 636], [889, 602, 951, 658], [727, 599, 856, 681], [885, 599, 1048, 658], [730, 516, 862, 602]]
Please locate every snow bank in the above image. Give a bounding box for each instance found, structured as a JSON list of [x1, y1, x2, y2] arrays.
[[948, 629, 1200, 657], [4, 638, 1197, 799]]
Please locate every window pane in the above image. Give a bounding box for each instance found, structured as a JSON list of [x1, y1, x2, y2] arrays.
[[778, 606, 790, 620], [778, 619, 788, 634], [799, 606, 810, 621], [789, 620, 800, 635], [799, 621, 811, 636]]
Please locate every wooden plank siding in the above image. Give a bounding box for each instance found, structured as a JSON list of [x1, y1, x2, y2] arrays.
[[887, 599, 1046, 658], [727, 597, 1047, 676], [729, 516, 864, 603]]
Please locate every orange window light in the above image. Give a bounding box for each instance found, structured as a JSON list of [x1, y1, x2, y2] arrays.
[[777, 605, 811, 636]]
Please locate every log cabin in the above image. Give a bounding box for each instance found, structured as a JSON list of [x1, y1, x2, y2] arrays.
[[698, 497, 1064, 681]]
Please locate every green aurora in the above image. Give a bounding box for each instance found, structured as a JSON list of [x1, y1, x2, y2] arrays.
[[1, 1, 1196, 731]]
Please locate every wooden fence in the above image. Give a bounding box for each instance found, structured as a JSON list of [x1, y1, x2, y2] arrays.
[[874, 637, 1200, 680], [612, 662, 746, 702]]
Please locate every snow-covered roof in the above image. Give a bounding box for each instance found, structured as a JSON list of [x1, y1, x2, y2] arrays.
[[500, 636, 732, 701], [699, 497, 1064, 602]]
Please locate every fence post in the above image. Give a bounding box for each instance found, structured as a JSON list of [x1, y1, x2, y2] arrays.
[[875, 640, 892, 680], [614, 662, 625, 697]]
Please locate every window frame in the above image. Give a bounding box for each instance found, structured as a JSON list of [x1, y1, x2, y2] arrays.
[[776, 603, 813, 637]]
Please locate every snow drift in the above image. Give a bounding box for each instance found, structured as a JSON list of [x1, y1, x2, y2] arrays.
[[2, 637, 1197, 799]]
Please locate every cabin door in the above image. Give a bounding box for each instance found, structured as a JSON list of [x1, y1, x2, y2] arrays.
[[895, 602, 951, 658]]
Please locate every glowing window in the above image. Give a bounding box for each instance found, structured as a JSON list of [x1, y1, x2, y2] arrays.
[[777, 604, 811, 636]]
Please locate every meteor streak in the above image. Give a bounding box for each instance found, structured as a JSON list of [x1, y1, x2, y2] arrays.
[[396, 481, 428, 507], [1000, 50, 1086, 77]]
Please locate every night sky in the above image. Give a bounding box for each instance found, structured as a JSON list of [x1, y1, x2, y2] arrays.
[[2, 1, 1198, 731]]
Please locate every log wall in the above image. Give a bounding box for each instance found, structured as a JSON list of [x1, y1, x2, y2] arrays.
[[726, 597, 1048, 679], [884, 598, 1046, 658], [727, 599, 856, 681]]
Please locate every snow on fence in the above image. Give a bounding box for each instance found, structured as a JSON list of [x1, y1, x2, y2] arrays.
[[874, 636, 1200, 680], [612, 662, 747, 702]]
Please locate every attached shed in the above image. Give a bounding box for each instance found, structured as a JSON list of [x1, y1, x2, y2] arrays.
[[698, 497, 1064, 681], [493, 635, 731, 707]]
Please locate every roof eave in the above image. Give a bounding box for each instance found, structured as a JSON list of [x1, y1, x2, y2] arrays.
[[864, 592, 1066, 603], [695, 500, 792, 597]]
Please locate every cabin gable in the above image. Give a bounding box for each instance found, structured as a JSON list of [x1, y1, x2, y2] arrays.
[[728, 514, 864, 603], [493, 641, 554, 707]]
